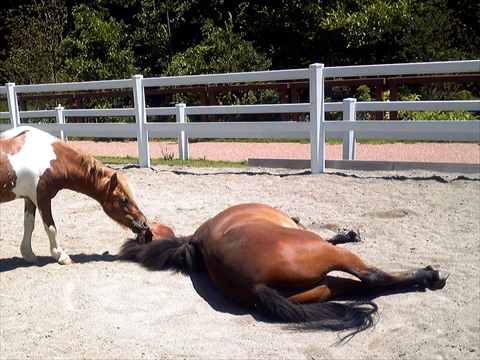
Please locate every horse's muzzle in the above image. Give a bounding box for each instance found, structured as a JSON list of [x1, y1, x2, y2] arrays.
[[131, 221, 150, 245], [132, 221, 149, 233], [132, 220, 149, 229]]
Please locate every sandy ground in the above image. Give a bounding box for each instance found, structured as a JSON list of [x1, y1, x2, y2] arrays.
[[1, 163, 479, 359]]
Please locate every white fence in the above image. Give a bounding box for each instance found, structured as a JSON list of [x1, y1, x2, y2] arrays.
[[1, 61, 479, 173]]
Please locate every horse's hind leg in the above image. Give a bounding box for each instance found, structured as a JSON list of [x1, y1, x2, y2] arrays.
[[287, 265, 448, 304], [37, 198, 73, 265], [286, 276, 366, 303], [287, 243, 449, 303], [332, 246, 449, 292], [361, 265, 449, 291], [20, 199, 38, 263], [287, 262, 449, 304]]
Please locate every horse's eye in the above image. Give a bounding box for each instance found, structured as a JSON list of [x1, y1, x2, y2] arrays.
[[121, 197, 128, 205]]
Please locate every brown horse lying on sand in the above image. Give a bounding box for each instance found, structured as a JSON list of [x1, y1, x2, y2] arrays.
[[0, 126, 149, 264], [120, 203, 448, 338]]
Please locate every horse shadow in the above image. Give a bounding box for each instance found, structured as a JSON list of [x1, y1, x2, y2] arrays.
[[188, 271, 253, 317], [0, 252, 118, 272], [186, 270, 274, 322]]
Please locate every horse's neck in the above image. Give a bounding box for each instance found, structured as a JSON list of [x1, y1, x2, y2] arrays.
[[70, 162, 112, 203], [51, 146, 112, 203]]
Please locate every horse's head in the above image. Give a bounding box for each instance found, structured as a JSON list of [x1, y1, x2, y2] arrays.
[[102, 172, 149, 236], [136, 220, 175, 244]]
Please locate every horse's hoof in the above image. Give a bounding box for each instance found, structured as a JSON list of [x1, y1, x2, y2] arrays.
[[347, 229, 362, 242], [433, 270, 449, 289], [23, 254, 38, 264], [425, 265, 449, 289], [58, 256, 75, 265]]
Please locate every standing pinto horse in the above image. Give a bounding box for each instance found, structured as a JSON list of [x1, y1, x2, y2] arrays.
[[121, 203, 449, 337], [0, 126, 149, 265]]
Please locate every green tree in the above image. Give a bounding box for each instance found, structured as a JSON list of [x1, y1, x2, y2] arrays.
[[320, 0, 477, 64], [1, 0, 67, 84], [164, 15, 273, 118], [130, 0, 172, 76], [321, 0, 413, 64], [61, 4, 138, 81], [98, 0, 221, 76], [396, 0, 471, 62], [236, 0, 329, 68], [165, 16, 271, 76]]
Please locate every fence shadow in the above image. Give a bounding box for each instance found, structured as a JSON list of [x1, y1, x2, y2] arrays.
[[154, 167, 479, 183]]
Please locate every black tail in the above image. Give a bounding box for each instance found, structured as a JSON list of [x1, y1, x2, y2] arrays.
[[254, 286, 377, 342], [119, 237, 201, 272]]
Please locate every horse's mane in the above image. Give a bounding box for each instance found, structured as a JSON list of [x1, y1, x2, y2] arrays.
[[65, 142, 135, 198], [83, 154, 108, 179]]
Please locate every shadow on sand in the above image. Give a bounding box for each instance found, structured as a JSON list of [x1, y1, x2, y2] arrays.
[[0, 251, 118, 272]]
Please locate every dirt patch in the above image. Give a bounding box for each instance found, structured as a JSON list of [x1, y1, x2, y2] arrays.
[[1, 166, 479, 359], [69, 140, 480, 164]]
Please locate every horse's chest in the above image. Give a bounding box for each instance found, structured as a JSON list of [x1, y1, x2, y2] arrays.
[[1, 132, 57, 202], [0, 155, 17, 202]]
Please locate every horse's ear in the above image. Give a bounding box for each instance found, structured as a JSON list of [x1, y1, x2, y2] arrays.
[[110, 172, 119, 189]]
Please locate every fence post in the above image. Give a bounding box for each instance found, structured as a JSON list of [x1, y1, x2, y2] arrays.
[[6, 83, 20, 127], [342, 98, 356, 160], [132, 75, 150, 168], [55, 105, 66, 141], [309, 63, 325, 173], [176, 103, 189, 160]]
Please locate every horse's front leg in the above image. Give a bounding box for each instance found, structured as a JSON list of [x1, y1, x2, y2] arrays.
[[20, 199, 38, 263], [37, 198, 74, 265], [326, 229, 361, 245]]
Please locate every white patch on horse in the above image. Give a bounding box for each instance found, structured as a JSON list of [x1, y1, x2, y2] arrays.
[[7, 128, 57, 204]]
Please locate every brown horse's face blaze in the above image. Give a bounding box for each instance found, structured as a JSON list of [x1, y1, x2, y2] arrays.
[[102, 172, 148, 234]]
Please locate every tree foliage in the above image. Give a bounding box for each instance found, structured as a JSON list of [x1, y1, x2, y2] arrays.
[[165, 16, 271, 76], [1, 0, 67, 84], [61, 4, 138, 81], [0, 0, 478, 85]]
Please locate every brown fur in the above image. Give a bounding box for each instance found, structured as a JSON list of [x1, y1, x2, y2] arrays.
[[121, 203, 449, 339], [0, 131, 26, 203]]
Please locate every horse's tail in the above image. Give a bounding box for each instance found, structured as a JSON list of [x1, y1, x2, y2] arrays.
[[119, 236, 201, 272], [254, 286, 377, 341]]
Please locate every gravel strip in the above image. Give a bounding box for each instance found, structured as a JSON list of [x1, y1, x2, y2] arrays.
[[69, 140, 479, 164]]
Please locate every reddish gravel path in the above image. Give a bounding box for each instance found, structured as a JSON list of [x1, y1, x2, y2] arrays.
[[69, 140, 479, 164]]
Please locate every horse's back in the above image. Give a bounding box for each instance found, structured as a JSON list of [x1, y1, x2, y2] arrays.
[[1, 126, 56, 140], [193, 203, 323, 255], [198, 203, 299, 234], [191, 203, 302, 259]]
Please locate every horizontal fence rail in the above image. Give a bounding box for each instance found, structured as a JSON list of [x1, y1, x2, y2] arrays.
[[1, 60, 479, 173]]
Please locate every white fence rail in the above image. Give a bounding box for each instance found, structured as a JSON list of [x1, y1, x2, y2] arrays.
[[1, 61, 479, 173]]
